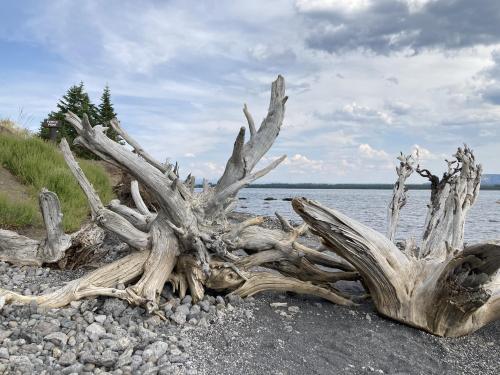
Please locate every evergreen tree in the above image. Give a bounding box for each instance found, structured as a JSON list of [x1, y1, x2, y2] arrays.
[[97, 85, 122, 143], [40, 82, 99, 157]]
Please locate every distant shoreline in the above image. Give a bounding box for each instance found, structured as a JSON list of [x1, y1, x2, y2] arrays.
[[240, 183, 500, 190]]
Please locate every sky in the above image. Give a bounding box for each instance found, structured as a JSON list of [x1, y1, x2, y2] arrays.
[[0, 0, 499, 183]]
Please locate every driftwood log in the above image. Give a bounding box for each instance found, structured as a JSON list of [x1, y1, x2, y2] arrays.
[[294, 145, 499, 337], [0, 76, 357, 315], [0, 76, 497, 338], [0, 188, 104, 267]]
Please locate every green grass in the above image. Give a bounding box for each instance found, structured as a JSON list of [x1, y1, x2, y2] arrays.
[[0, 192, 41, 229], [0, 131, 114, 232]]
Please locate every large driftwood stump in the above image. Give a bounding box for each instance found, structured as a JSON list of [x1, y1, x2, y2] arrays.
[[0, 76, 356, 314], [293, 146, 499, 337]]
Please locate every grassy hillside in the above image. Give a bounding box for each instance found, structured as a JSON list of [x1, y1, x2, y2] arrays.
[[0, 192, 40, 229], [0, 123, 114, 232]]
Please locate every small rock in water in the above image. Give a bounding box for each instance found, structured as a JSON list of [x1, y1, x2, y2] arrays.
[[288, 306, 300, 313], [365, 313, 372, 322]]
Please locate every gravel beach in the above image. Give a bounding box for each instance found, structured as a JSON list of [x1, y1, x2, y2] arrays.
[[0, 214, 498, 374]]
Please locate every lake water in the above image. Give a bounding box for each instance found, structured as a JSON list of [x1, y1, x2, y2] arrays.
[[235, 188, 500, 244]]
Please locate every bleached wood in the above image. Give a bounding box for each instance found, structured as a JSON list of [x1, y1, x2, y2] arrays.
[[129, 214, 179, 312], [60, 139, 150, 249], [107, 199, 150, 231], [294, 197, 500, 337], [109, 118, 167, 173], [206, 155, 286, 215], [418, 145, 482, 258], [0, 190, 72, 265], [243, 103, 256, 139], [0, 251, 150, 307], [387, 152, 416, 242], [67, 114, 185, 225], [214, 76, 287, 199], [130, 180, 151, 216]]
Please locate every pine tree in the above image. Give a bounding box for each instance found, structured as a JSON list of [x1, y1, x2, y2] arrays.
[[97, 85, 122, 143], [40, 82, 99, 158]]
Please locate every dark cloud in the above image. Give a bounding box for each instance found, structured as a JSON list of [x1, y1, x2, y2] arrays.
[[477, 50, 500, 104], [481, 85, 500, 104], [299, 0, 500, 54]]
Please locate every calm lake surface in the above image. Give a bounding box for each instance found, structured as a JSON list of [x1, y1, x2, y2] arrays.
[[235, 188, 500, 244]]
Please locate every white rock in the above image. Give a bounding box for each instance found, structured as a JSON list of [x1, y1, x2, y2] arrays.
[[142, 341, 169, 363], [0, 347, 9, 359], [44, 332, 68, 347], [94, 314, 107, 323], [85, 322, 106, 342], [270, 302, 287, 308]]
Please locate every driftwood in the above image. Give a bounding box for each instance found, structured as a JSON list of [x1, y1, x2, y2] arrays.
[[0, 189, 104, 266], [0, 76, 357, 315], [294, 146, 499, 337], [1, 76, 497, 338], [387, 152, 416, 242]]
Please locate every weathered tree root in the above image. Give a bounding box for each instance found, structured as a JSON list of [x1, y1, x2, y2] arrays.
[[292, 145, 499, 337], [0, 76, 358, 316], [0, 251, 149, 307]]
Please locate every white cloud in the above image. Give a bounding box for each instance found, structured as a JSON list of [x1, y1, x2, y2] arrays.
[[296, 0, 372, 14], [359, 144, 390, 160], [285, 154, 325, 172], [411, 144, 444, 161]]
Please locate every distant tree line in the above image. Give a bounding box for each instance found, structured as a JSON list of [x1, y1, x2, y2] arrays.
[[244, 183, 500, 190], [39, 83, 121, 158]]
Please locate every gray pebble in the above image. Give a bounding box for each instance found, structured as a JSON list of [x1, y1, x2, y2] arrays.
[[85, 322, 106, 341]]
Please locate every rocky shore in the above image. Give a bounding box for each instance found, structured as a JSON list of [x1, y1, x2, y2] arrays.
[[0, 214, 498, 374]]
